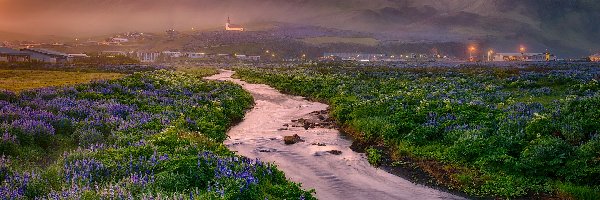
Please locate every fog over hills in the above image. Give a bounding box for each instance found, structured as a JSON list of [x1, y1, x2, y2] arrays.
[[1, 0, 598, 56]]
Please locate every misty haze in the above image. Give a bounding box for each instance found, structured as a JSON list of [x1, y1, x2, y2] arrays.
[[1, 0, 599, 200]]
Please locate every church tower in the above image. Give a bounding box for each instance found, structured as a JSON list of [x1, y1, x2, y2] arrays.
[[225, 16, 245, 31], [226, 16, 231, 29]]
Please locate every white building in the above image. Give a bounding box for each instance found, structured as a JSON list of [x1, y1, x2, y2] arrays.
[[137, 52, 160, 63], [162, 51, 183, 58], [225, 17, 245, 31], [493, 53, 556, 62], [111, 38, 129, 43], [67, 54, 89, 61], [188, 53, 206, 59]]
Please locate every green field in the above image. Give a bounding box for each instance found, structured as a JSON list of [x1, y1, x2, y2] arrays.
[[0, 69, 124, 92], [176, 66, 219, 78], [235, 64, 600, 199], [302, 37, 380, 46], [0, 69, 315, 199]]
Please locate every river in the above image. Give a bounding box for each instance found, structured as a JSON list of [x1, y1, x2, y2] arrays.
[[206, 70, 464, 200]]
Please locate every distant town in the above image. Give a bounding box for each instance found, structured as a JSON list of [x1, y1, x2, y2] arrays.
[[2, 17, 599, 65]]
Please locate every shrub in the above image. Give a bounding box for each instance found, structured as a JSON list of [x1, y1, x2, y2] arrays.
[[366, 147, 383, 166], [519, 136, 573, 178]]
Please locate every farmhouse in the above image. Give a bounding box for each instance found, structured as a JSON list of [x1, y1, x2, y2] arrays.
[[0, 47, 31, 62], [20, 48, 69, 63]]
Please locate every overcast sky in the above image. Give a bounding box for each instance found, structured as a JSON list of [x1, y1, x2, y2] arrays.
[[0, 0, 342, 36], [1, 0, 598, 56]]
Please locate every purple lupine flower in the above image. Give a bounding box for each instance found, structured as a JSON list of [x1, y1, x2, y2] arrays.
[[11, 119, 55, 135]]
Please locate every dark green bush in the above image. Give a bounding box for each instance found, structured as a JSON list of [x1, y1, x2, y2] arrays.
[[519, 136, 573, 178]]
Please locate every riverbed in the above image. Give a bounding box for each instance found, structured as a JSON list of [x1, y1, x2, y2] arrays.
[[206, 70, 463, 200]]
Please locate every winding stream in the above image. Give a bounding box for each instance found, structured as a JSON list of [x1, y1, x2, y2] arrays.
[[206, 70, 464, 200]]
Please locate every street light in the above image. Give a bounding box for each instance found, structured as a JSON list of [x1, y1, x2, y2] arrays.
[[520, 46, 526, 61], [469, 46, 476, 61]]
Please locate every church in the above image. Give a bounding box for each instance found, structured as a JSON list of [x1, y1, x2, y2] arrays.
[[225, 17, 245, 31]]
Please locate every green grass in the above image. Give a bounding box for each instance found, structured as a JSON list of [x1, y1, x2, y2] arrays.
[[0, 69, 123, 92], [0, 70, 316, 199], [557, 183, 600, 200], [175, 66, 219, 78], [234, 65, 600, 199]]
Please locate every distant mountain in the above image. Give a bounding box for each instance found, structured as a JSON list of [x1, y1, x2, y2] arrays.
[[292, 0, 600, 56]]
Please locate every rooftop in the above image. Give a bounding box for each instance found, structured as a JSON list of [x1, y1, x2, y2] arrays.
[[228, 24, 244, 29], [0, 47, 29, 56], [22, 48, 69, 57]]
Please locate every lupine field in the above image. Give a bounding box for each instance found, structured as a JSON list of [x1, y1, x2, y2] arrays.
[[0, 69, 314, 199], [235, 63, 600, 199]]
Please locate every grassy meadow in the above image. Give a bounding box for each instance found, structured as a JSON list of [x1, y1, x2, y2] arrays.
[[235, 64, 600, 199], [0, 67, 315, 199], [0, 70, 123, 92]]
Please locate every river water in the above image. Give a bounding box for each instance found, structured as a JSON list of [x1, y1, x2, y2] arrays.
[[206, 70, 464, 200]]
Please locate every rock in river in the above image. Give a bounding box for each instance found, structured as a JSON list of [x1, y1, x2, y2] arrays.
[[284, 134, 304, 145]]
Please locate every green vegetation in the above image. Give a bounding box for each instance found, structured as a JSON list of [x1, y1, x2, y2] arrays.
[[176, 66, 219, 78], [0, 69, 123, 92], [366, 148, 382, 166], [1, 70, 314, 199], [235, 64, 600, 199], [302, 37, 380, 46]]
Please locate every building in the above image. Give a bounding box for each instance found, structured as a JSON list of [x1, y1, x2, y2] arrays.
[[323, 53, 386, 62], [67, 54, 89, 62], [0, 47, 31, 62], [136, 52, 160, 63], [162, 51, 183, 58], [590, 53, 600, 62], [493, 52, 556, 62], [225, 17, 245, 31], [110, 38, 129, 43], [21, 48, 69, 63], [247, 56, 260, 61], [188, 53, 206, 59]]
